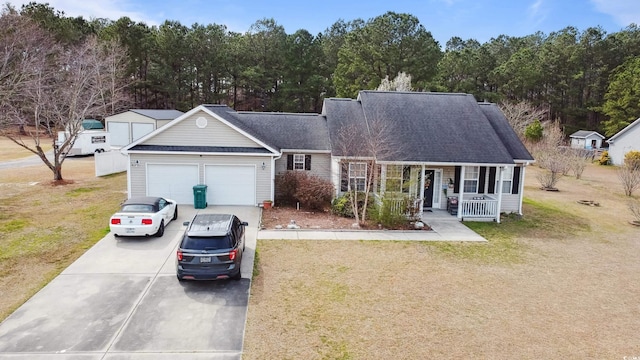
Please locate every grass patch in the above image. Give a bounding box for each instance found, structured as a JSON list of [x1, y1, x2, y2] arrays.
[[0, 219, 29, 232], [0, 169, 126, 322], [66, 187, 100, 197], [427, 197, 591, 264]]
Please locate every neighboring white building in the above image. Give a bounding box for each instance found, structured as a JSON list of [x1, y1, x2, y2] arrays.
[[606, 118, 640, 165], [569, 130, 605, 150], [105, 109, 183, 147]]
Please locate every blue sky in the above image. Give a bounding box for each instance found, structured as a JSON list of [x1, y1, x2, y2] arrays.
[[6, 0, 640, 46]]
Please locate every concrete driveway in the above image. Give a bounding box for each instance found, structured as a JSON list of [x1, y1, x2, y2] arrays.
[[0, 205, 260, 360]]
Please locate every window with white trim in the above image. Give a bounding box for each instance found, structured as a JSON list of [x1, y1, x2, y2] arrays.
[[464, 166, 479, 193], [498, 167, 513, 193], [293, 154, 305, 170], [349, 162, 367, 191], [385, 165, 411, 193]]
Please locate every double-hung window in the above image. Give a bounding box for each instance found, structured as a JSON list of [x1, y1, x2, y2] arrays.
[[348, 163, 367, 191], [293, 154, 305, 170], [385, 165, 410, 193], [463, 166, 479, 193], [498, 167, 513, 193]]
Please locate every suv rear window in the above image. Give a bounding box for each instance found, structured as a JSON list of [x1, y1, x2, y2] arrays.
[[182, 235, 231, 250]]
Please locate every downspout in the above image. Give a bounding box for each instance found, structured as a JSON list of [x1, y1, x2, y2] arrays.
[[457, 166, 465, 220], [271, 153, 282, 204], [496, 166, 504, 224]]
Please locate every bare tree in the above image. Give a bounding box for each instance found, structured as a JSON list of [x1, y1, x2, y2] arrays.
[[499, 100, 549, 141], [376, 72, 412, 92], [0, 10, 131, 181], [567, 148, 591, 179], [529, 120, 566, 190], [617, 164, 640, 197], [335, 118, 398, 226]]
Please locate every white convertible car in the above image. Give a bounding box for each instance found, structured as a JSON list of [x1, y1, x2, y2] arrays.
[[110, 196, 178, 237]]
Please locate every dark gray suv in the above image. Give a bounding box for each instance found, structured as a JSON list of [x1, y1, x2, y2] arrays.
[[176, 213, 247, 281]]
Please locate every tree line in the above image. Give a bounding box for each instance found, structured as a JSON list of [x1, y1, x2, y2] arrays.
[[9, 2, 640, 136]]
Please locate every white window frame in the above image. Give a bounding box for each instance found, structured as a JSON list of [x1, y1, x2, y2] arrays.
[[348, 162, 367, 192], [293, 154, 305, 170], [498, 166, 513, 194], [385, 165, 407, 193], [463, 166, 479, 193]]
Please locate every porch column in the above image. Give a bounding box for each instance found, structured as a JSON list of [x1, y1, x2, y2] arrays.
[[419, 165, 425, 211], [496, 166, 505, 224], [457, 166, 465, 220], [518, 164, 527, 215]]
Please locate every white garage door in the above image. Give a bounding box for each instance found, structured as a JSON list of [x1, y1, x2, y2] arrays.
[[107, 122, 130, 147], [205, 165, 256, 205], [147, 164, 199, 204], [132, 123, 155, 142]]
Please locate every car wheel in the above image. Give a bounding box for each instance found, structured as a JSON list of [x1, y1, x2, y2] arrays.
[[172, 207, 178, 221], [155, 220, 165, 237], [232, 270, 242, 280]]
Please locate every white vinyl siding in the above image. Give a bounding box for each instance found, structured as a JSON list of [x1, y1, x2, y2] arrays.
[[275, 153, 332, 181], [146, 111, 260, 148]]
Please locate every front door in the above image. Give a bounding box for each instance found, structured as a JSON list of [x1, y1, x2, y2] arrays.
[[423, 170, 435, 209]]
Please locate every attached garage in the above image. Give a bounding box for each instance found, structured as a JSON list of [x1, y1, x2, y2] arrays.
[[205, 165, 256, 205], [147, 164, 199, 204]]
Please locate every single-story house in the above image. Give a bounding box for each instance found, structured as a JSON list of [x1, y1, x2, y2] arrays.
[[606, 118, 640, 165], [121, 91, 534, 222], [106, 109, 184, 147], [569, 130, 605, 150]]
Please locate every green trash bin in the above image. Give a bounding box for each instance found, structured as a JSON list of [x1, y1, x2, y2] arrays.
[[193, 184, 208, 209]]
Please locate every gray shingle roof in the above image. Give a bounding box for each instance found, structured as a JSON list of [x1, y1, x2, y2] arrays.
[[479, 103, 534, 161], [129, 144, 271, 154], [130, 109, 184, 120], [203, 105, 330, 151], [326, 91, 522, 164], [570, 130, 604, 139]]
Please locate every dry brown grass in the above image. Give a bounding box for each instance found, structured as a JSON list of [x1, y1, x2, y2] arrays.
[[0, 154, 126, 321], [0, 137, 53, 162], [243, 164, 640, 359]]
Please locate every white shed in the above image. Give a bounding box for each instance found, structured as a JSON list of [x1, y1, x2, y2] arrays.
[[569, 130, 605, 150], [606, 118, 640, 165], [105, 109, 183, 147]]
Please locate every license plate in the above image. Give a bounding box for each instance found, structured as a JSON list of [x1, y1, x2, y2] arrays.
[[200, 257, 211, 263], [125, 228, 135, 233]]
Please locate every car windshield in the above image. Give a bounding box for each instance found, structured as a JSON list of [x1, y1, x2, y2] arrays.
[[182, 236, 231, 251], [121, 204, 154, 212]]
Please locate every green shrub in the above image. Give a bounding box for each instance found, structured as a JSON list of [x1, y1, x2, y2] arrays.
[[624, 150, 640, 170], [371, 195, 411, 229], [524, 120, 543, 142], [331, 192, 369, 218], [598, 150, 611, 165]]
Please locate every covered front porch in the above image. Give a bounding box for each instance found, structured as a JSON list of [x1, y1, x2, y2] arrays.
[[376, 163, 518, 223]]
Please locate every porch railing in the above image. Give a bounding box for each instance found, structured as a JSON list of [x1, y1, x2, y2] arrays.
[[373, 194, 421, 220], [460, 195, 498, 219]]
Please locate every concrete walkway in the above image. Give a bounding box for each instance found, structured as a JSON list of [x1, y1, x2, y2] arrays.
[[257, 215, 487, 242]]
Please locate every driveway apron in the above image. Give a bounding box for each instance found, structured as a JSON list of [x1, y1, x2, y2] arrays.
[[0, 206, 260, 360]]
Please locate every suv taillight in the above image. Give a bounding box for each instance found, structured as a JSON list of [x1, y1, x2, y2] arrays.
[[229, 249, 237, 260], [142, 218, 152, 225], [177, 250, 183, 261]]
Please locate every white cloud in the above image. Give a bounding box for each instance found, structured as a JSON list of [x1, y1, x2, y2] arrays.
[[527, 0, 548, 27], [591, 0, 640, 26], [5, 0, 159, 25]]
